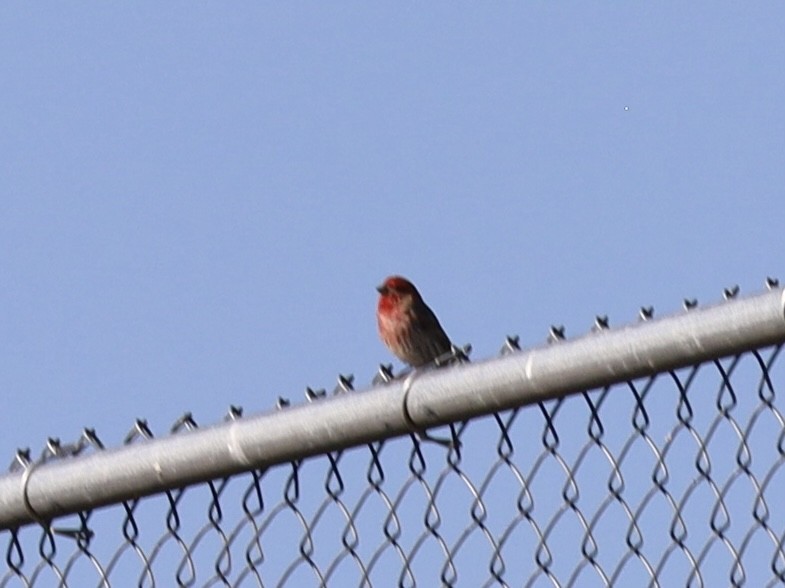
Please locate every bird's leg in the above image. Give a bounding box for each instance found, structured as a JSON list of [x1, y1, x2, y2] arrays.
[[434, 344, 472, 367]]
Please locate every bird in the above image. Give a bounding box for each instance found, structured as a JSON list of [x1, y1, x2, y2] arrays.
[[376, 275, 462, 448], [376, 275, 453, 368]]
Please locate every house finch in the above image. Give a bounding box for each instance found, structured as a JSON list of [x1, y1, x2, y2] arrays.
[[376, 276, 452, 368]]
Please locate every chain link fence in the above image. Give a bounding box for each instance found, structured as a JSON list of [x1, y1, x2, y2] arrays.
[[1, 286, 785, 587]]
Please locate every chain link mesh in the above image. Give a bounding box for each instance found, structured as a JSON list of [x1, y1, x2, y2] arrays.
[[2, 342, 784, 587]]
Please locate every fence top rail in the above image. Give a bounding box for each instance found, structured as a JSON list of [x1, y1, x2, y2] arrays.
[[1, 286, 784, 530]]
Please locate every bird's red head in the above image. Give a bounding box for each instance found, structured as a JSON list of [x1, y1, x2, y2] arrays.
[[376, 275, 418, 296], [376, 275, 421, 313]]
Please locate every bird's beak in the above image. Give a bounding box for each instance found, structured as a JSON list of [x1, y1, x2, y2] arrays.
[[376, 284, 386, 294]]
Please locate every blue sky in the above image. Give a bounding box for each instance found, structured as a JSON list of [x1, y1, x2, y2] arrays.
[[1, 2, 784, 584]]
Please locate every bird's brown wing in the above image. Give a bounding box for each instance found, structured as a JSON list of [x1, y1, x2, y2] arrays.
[[411, 303, 452, 359]]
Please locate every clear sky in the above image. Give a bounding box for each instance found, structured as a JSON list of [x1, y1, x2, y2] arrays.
[[1, 2, 784, 584]]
